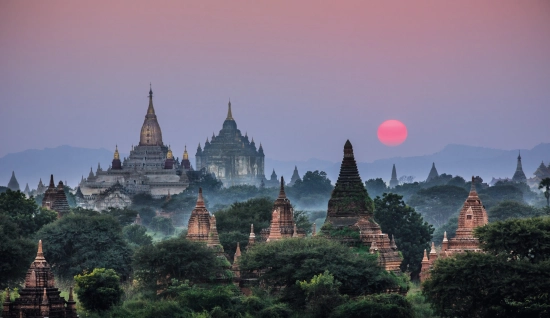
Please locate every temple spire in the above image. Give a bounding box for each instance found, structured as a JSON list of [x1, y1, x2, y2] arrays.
[[147, 84, 155, 115], [512, 150, 527, 182], [195, 187, 205, 208], [389, 164, 399, 188], [35, 240, 45, 262], [278, 176, 286, 199], [226, 99, 233, 120]]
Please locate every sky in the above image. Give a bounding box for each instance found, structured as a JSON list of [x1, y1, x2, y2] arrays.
[[1, 1, 549, 164]]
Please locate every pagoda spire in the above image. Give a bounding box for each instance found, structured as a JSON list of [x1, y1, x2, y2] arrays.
[[147, 83, 155, 115], [278, 176, 286, 199], [195, 187, 206, 208], [226, 99, 233, 120], [389, 164, 399, 188], [512, 150, 527, 182], [248, 224, 255, 248], [7, 171, 20, 191], [426, 162, 439, 182], [49, 174, 55, 188]]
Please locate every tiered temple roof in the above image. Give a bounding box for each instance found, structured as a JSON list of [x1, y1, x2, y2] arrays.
[[2, 240, 78, 318], [289, 166, 301, 186], [42, 175, 70, 218], [186, 188, 222, 251], [420, 177, 488, 282], [323, 140, 402, 273]]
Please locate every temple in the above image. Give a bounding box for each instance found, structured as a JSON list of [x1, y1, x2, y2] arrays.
[[186, 188, 223, 252], [389, 164, 399, 188], [195, 100, 265, 187], [289, 166, 301, 186], [2, 240, 78, 318], [420, 177, 488, 282], [41, 175, 70, 218], [261, 177, 306, 241], [322, 140, 402, 273], [7, 171, 20, 191], [78, 86, 192, 210], [426, 162, 439, 182], [512, 151, 527, 183]]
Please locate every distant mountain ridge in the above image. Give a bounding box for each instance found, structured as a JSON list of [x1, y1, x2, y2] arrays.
[[1, 144, 549, 190]]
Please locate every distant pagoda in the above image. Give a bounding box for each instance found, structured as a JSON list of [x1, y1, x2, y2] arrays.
[[2, 240, 78, 318], [289, 166, 301, 186], [512, 151, 527, 183], [322, 140, 402, 273], [186, 188, 223, 252], [41, 175, 70, 218], [195, 100, 265, 187], [426, 162, 439, 182], [7, 171, 20, 191], [389, 164, 399, 188]]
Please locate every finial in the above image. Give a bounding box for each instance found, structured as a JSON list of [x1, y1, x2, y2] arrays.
[[226, 99, 234, 120], [36, 240, 45, 260], [443, 231, 448, 242], [430, 242, 436, 254], [235, 242, 241, 257], [149, 83, 153, 96], [250, 224, 254, 234], [422, 249, 428, 261], [278, 176, 286, 198], [196, 187, 205, 208]]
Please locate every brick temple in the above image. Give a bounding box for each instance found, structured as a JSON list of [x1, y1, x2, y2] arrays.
[[2, 240, 78, 318], [420, 177, 488, 282], [186, 188, 223, 251], [322, 140, 402, 273], [41, 175, 70, 218]]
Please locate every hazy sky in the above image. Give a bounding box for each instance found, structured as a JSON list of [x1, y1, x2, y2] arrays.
[[1, 1, 549, 163]]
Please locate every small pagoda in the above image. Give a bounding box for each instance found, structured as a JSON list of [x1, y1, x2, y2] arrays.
[[420, 177, 488, 282], [2, 240, 78, 318], [186, 188, 223, 252], [41, 175, 70, 218], [322, 140, 402, 273], [261, 177, 306, 241]]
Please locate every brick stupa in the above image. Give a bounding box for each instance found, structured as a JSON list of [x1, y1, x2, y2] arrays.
[[323, 140, 402, 273], [41, 175, 70, 218], [186, 188, 223, 251], [2, 240, 78, 318], [420, 177, 488, 282], [261, 177, 305, 241]]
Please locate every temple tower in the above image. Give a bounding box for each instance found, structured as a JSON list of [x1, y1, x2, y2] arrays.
[[289, 166, 301, 186], [42, 175, 57, 210], [139, 85, 163, 146], [186, 188, 212, 242], [51, 181, 70, 218], [2, 240, 78, 318], [7, 171, 20, 191], [512, 151, 527, 183], [426, 162, 439, 182], [323, 140, 402, 273], [420, 177, 488, 282], [389, 164, 399, 188], [263, 177, 305, 241], [112, 145, 122, 170]]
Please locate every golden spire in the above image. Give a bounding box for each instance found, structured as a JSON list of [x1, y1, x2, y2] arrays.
[[183, 145, 189, 160], [114, 145, 120, 160], [226, 99, 233, 120], [167, 146, 173, 159]]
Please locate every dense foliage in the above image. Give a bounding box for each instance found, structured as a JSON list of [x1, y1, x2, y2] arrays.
[[331, 294, 414, 318], [37, 214, 132, 280], [133, 237, 227, 291], [74, 268, 123, 312], [0, 189, 57, 237], [487, 200, 542, 222], [374, 193, 434, 278], [122, 224, 153, 247], [423, 217, 550, 317], [239, 237, 406, 307], [365, 178, 389, 199]]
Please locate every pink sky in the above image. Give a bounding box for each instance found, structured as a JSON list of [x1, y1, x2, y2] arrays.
[[1, 1, 549, 162]]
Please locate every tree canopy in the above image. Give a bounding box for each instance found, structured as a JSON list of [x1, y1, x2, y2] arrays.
[[239, 237, 405, 307], [408, 185, 468, 228], [36, 214, 132, 280], [0, 189, 57, 237], [374, 193, 434, 278], [487, 200, 541, 222], [365, 178, 389, 199], [74, 268, 123, 312]]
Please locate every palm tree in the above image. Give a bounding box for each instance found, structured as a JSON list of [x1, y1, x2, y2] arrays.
[[539, 178, 550, 207]]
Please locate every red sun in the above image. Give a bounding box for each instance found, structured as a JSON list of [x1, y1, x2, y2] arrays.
[[377, 120, 408, 146]]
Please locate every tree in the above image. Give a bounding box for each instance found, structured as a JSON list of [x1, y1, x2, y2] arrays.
[[102, 207, 138, 226], [150, 216, 175, 235], [0, 189, 57, 237], [365, 178, 388, 199], [298, 270, 345, 317], [487, 201, 541, 222], [215, 197, 273, 254], [133, 237, 224, 290], [478, 184, 524, 210], [422, 253, 550, 317], [122, 224, 152, 247], [289, 170, 333, 209], [74, 268, 123, 312], [239, 237, 404, 307], [330, 294, 414, 318], [475, 217, 550, 263], [0, 214, 35, 288], [374, 193, 434, 278], [407, 185, 468, 228], [432, 216, 458, 243], [36, 214, 132, 280], [539, 177, 550, 207]]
